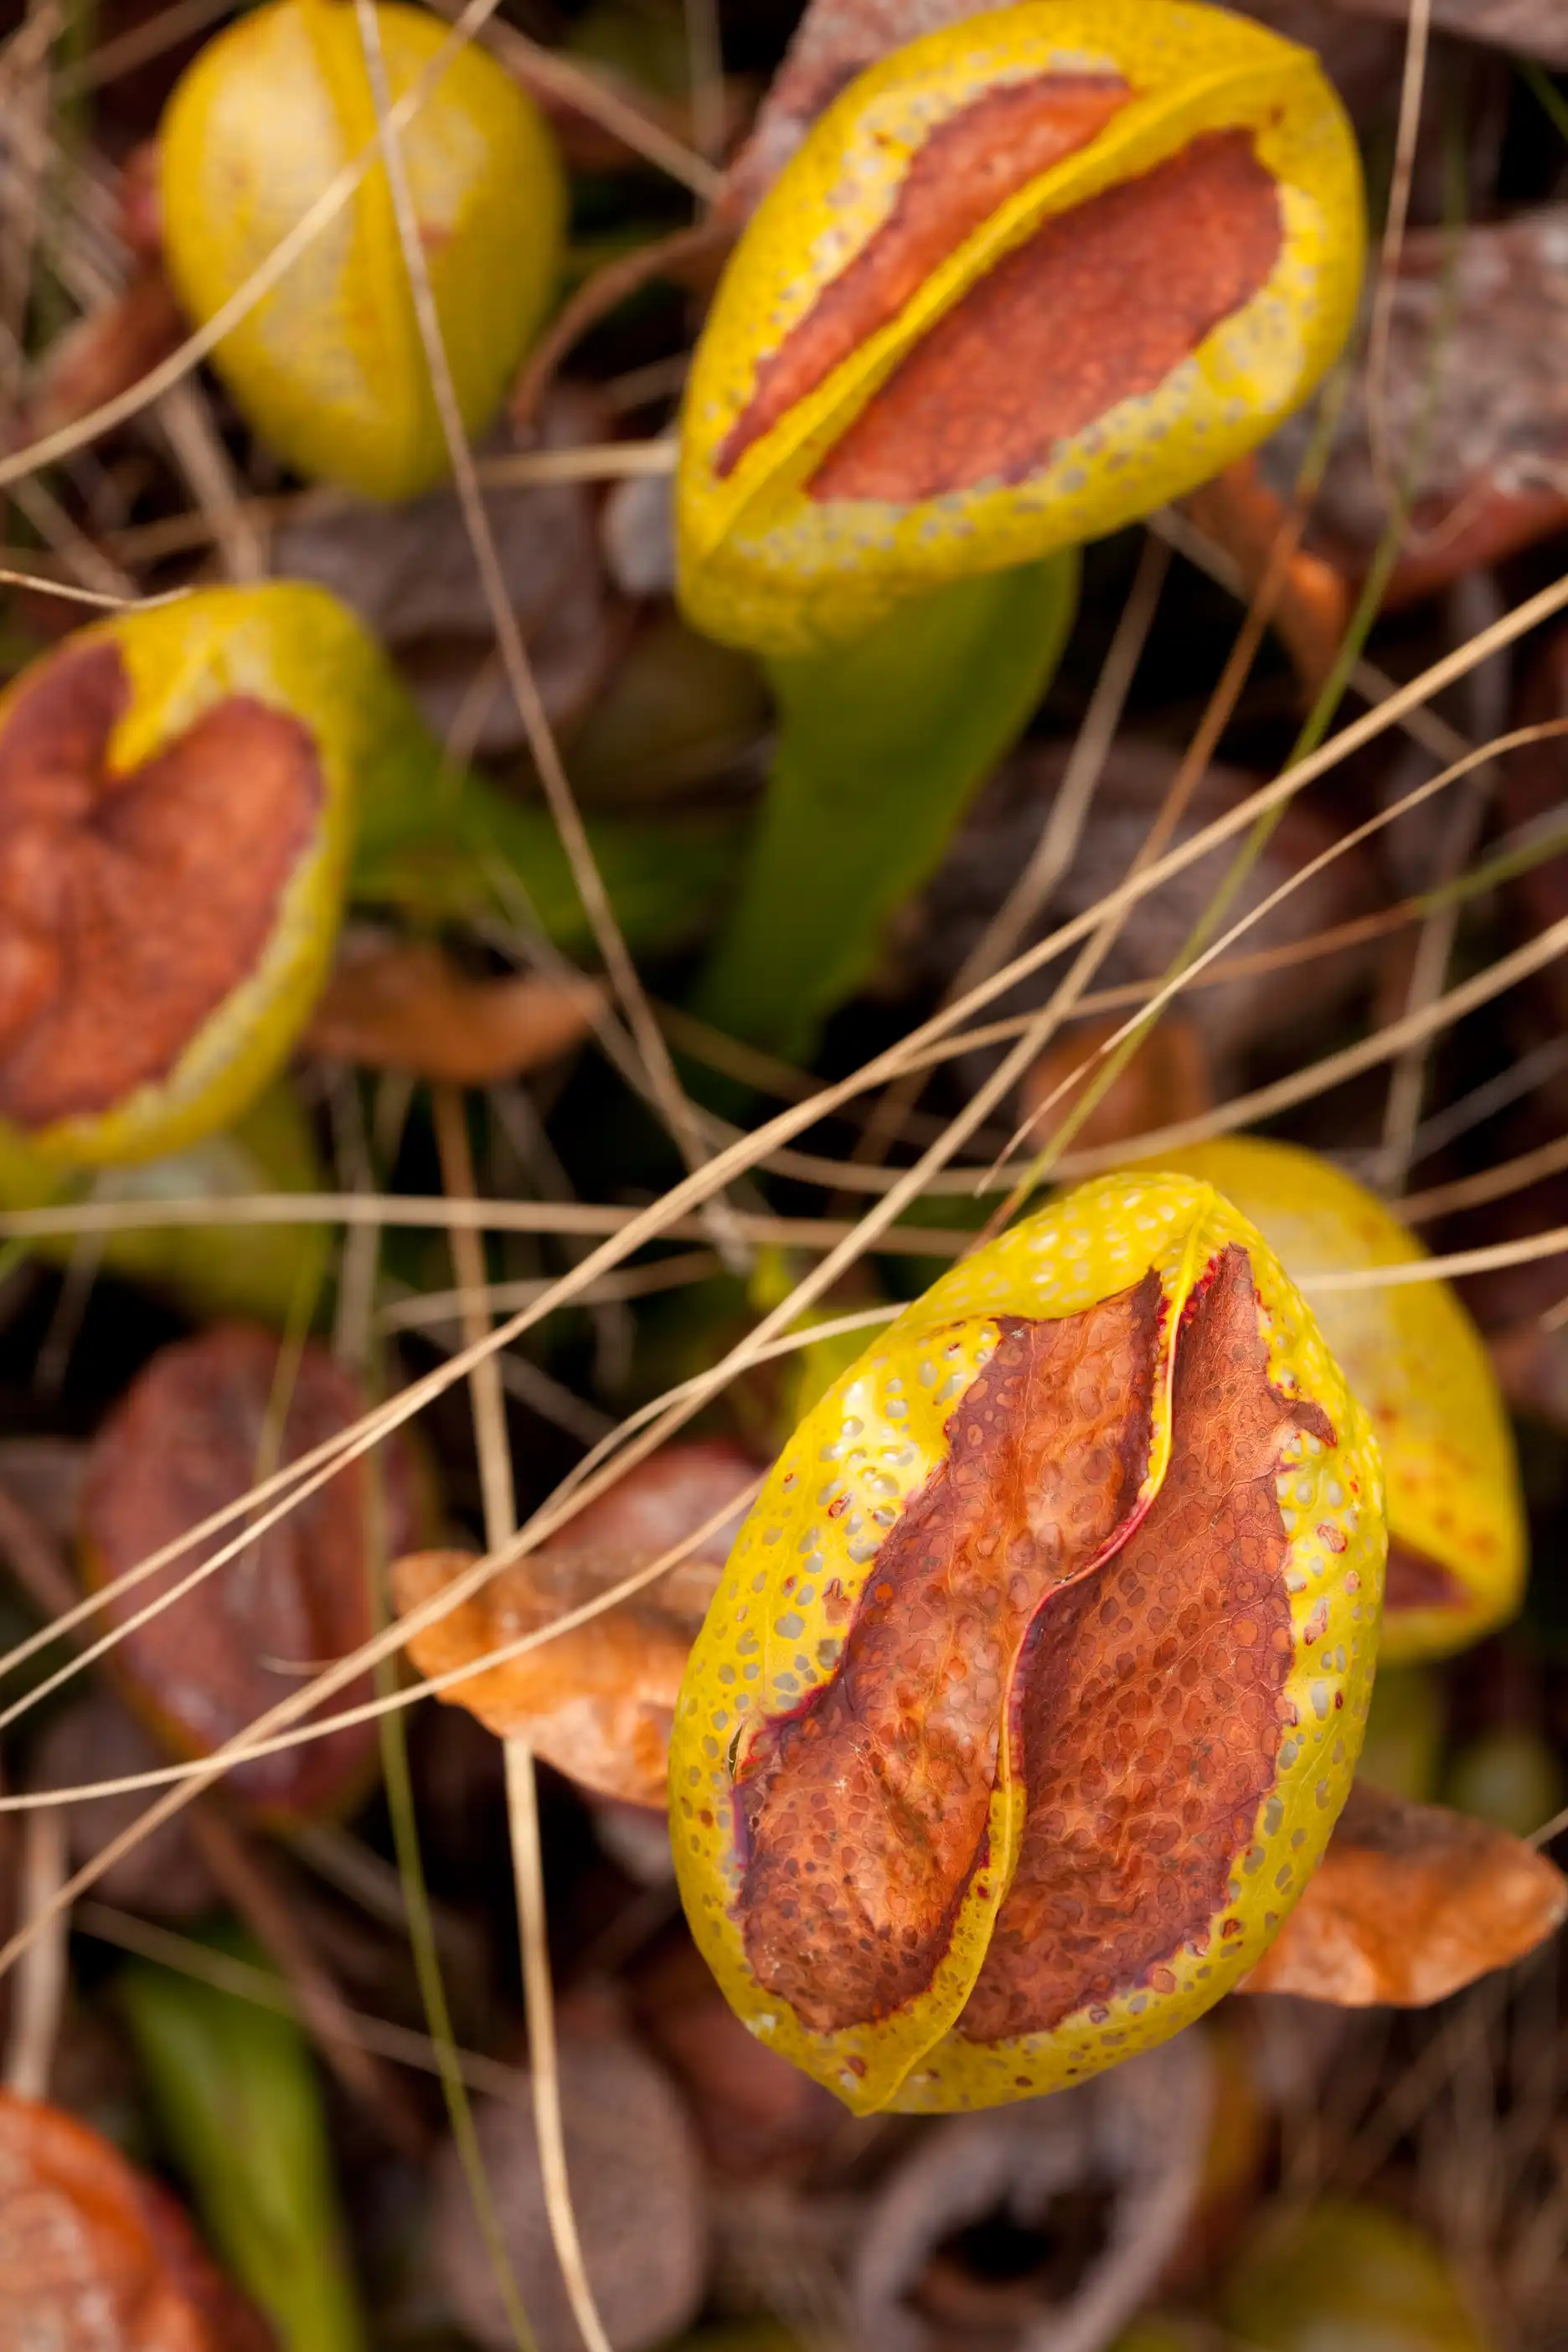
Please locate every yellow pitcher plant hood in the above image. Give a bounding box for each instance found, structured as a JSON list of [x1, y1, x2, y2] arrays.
[[678, 0, 1364, 653], [672, 1172, 1385, 2114]]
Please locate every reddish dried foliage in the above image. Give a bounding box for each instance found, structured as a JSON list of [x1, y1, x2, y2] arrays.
[[716, 72, 1130, 476], [395, 1439, 759, 1806], [1241, 1780, 1568, 2005], [811, 132, 1282, 503], [960, 1246, 1331, 2040], [0, 641, 319, 1129], [0, 2092, 273, 2352], [79, 1324, 412, 1816], [737, 1273, 1161, 2032]]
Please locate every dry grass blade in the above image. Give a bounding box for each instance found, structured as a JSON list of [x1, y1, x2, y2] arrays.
[[1364, 0, 1435, 519], [986, 717, 1568, 1183], [506, 1736, 615, 2352], [353, 0, 742, 1270], [3, 1805, 65, 2099], [3, 570, 1566, 1882], [0, 567, 187, 609]]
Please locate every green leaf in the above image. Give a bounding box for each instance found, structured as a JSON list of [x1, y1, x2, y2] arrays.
[[348, 678, 745, 952], [688, 549, 1079, 1062], [119, 1935, 367, 2352]]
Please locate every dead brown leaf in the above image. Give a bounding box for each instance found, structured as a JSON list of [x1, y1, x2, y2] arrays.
[[272, 389, 624, 757], [431, 2031, 708, 2352], [0, 2090, 275, 2352], [1331, 0, 1567, 64], [24, 268, 185, 444], [302, 935, 604, 1086], [910, 736, 1381, 1085], [1261, 212, 1568, 606], [1239, 1780, 1568, 2005], [392, 1439, 758, 1806], [1183, 455, 1354, 694]]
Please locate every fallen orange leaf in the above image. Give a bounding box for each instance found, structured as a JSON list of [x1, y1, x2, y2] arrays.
[[393, 1440, 758, 1807], [1239, 1779, 1567, 2005], [0, 2090, 274, 2350], [304, 936, 604, 1086]]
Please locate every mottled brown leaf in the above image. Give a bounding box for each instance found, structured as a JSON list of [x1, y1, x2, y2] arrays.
[[1261, 213, 1568, 603], [1332, 0, 1567, 64], [737, 1274, 1162, 2033], [0, 641, 319, 1130], [79, 1324, 416, 1818], [1240, 1780, 1568, 2004], [302, 934, 603, 1085], [913, 737, 1382, 1082], [431, 2033, 707, 2352], [273, 389, 621, 759], [0, 2091, 274, 2352], [394, 1440, 758, 1806], [25, 269, 185, 443]]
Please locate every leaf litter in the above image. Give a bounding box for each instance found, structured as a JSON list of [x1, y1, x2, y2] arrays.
[[3, 0, 1568, 2348]]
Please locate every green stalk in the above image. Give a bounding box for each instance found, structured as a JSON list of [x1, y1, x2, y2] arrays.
[[689, 551, 1079, 1064], [119, 1933, 368, 2352]]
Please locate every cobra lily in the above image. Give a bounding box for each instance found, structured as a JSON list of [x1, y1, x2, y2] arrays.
[[672, 1171, 1385, 2113]]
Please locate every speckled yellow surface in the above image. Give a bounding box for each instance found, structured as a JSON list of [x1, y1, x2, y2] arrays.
[[1132, 1140, 1524, 1661], [678, 0, 1364, 653], [159, 0, 563, 500], [0, 585, 375, 1165], [671, 1173, 1385, 2112]]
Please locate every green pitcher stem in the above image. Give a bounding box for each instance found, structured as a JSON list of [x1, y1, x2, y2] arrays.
[[689, 552, 1079, 1064]]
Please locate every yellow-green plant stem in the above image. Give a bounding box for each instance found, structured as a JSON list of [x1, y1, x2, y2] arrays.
[[689, 552, 1078, 1064]]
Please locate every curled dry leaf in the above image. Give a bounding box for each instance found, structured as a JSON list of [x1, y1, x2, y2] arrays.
[[272, 389, 622, 761], [1260, 211, 1568, 606], [678, 0, 1364, 654], [431, 2031, 708, 2352], [23, 269, 186, 446], [1137, 1141, 1526, 1662], [157, 0, 565, 501], [0, 2090, 274, 2352], [913, 737, 1380, 1070], [0, 585, 384, 1168], [1238, 1779, 1567, 2005], [78, 1323, 417, 1819], [302, 934, 605, 1086], [673, 1173, 1385, 2116], [394, 1439, 759, 1808], [849, 2030, 1212, 2352], [1182, 453, 1354, 694]]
